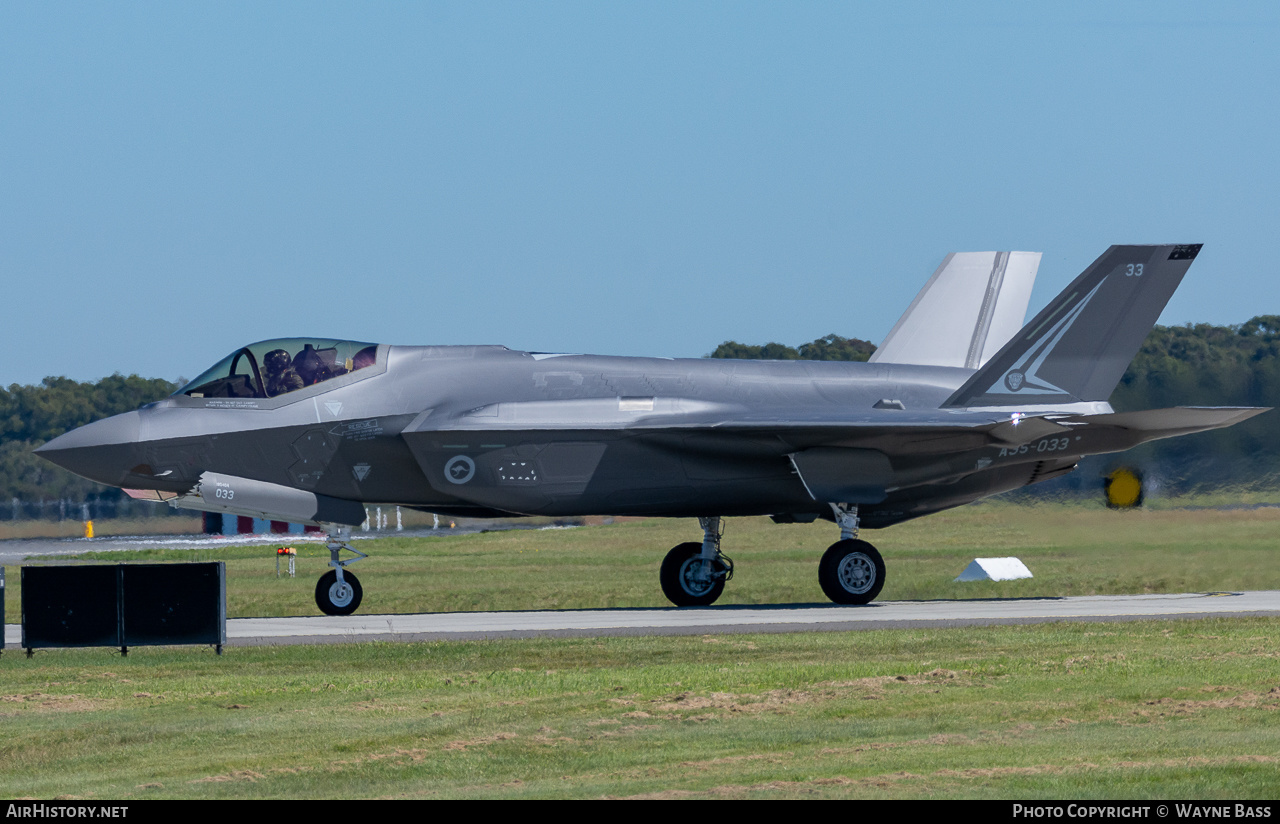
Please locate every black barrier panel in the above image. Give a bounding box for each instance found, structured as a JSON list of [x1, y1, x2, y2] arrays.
[[121, 564, 226, 647], [22, 566, 120, 649], [21, 563, 226, 654]]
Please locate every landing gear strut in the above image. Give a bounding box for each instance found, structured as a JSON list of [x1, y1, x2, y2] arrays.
[[818, 504, 885, 605], [660, 516, 734, 606], [315, 525, 367, 615]]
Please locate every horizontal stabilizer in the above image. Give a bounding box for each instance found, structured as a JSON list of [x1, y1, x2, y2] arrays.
[[972, 406, 1269, 458], [1060, 406, 1269, 443], [871, 251, 1040, 369]]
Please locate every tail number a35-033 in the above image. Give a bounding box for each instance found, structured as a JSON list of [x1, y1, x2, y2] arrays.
[[998, 437, 1075, 458]]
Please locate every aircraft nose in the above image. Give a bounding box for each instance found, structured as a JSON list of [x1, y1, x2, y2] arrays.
[[35, 411, 144, 487]]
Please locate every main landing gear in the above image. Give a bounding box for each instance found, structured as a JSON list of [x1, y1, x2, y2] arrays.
[[660, 516, 734, 606], [817, 504, 885, 605], [315, 525, 367, 615], [658, 505, 885, 607]]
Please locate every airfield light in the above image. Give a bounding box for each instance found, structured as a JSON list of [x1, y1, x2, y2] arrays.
[[276, 546, 297, 578]]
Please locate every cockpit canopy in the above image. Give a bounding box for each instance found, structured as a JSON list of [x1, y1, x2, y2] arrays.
[[176, 338, 380, 400]]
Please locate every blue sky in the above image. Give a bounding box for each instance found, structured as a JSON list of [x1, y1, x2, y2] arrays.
[[3, 2, 1278, 386]]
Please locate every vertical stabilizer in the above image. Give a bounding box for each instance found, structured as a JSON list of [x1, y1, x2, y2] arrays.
[[942, 244, 1202, 408], [869, 251, 1040, 369]]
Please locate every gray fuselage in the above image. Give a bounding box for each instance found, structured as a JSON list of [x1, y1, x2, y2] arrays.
[[40, 344, 1094, 528]]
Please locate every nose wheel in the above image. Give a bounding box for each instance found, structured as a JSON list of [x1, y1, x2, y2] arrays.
[[316, 569, 363, 615], [315, 525, 368, 615]]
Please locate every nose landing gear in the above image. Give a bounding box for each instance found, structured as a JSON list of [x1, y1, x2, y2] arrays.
[[315, 525, 367, 615], [316, 569, 363, 615]]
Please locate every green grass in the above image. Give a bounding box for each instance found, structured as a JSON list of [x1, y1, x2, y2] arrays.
[[8, 500, 1280, 622], [4, 500, 1279, 798], [1, 620, 1278, 798]]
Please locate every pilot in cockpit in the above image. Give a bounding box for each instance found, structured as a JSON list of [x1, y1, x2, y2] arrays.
[[178, 339, 378, 401], [264, 349, 304, 397]]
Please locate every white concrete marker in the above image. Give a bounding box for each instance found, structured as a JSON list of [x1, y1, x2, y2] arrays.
[[955, 557, 1033, 582]]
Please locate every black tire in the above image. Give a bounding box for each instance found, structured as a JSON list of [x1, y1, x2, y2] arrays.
[[818, 539, 885, 605], [315, 569, 363, 616], [660, 542, 726, 607]]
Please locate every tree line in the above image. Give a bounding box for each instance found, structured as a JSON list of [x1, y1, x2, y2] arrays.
[[707, 333, 876, 362], [0, 375, 178, 518], [1104, 316, 1280, 487]]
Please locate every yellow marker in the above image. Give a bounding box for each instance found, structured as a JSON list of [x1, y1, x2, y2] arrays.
[[84, 520, 94, 539], [1105, 467, 1144, 509]]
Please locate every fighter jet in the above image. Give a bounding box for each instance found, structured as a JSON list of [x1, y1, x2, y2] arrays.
[[36, 244, 1266, 615]]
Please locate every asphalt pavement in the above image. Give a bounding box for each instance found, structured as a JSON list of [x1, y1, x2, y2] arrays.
[[7, 590, 1279, 649]]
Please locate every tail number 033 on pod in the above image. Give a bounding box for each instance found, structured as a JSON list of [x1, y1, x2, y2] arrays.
[[445, 455, 476, 484], [998, 437, 1074, 458]]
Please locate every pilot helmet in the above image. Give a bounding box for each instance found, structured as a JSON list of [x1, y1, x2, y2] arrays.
[[264, 349, 291, 373]]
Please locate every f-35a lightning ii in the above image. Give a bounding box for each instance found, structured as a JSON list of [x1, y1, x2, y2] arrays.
[[37, 244, 1267, 615]]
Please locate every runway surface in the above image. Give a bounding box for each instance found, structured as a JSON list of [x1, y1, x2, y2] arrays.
[[7, 591, 1279, 648]]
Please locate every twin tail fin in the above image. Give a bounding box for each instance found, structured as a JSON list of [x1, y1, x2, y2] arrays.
[[870, 251, 1040, 370], [942, 244, 1202, 408]]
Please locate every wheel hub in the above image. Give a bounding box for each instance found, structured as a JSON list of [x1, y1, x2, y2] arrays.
[[679, 558, 718, 596], [837, 553, 876, 594], [329, 580, 355, 608]]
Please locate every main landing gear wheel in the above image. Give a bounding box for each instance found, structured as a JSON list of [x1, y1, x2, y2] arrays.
[[818, 539, 885, 605], [660, 542, 727, 607], [316, 569, 363, 616]]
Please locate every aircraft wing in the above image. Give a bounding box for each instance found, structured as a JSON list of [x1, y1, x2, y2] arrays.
[[405, 399, 1268, 455], [701, 404, 1268, 444]]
